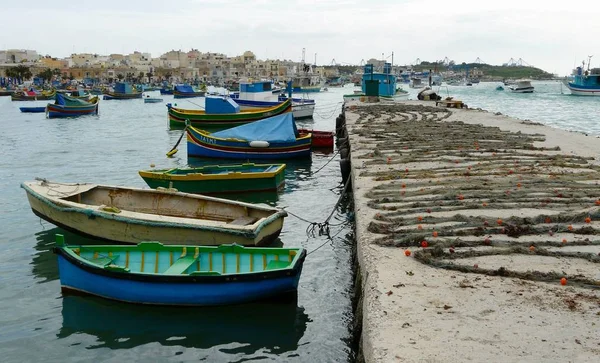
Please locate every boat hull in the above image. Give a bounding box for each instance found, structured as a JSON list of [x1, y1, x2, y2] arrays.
[[56, 246, 305, 306], [173, 91, 206, 99], [11, 92, 56, 101], [19, 107, 46, 113], [103, 92, 143, 100], [232, 98, 314, 119], [144, 98, 163, 103], [186, 127, 312, 159], [22, 182, 286, 246], [46, 102, 99, 118], [139, 164, 286, 194], [509, 88, 534, 93], [566, 83, 600, 96], [292, 86, 321, 93]]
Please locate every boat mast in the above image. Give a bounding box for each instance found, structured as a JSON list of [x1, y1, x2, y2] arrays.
[[587, 55, 593, 72]]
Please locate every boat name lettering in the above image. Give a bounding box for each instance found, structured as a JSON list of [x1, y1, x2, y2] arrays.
[[198, 134, 217, 144]]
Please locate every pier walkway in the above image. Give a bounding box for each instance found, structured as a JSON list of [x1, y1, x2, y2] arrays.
[[343, 101, 600, 362]]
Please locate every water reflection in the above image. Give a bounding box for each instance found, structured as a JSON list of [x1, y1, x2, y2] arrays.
[[31, 227, 103, 283], [57, 294, 309, 354]]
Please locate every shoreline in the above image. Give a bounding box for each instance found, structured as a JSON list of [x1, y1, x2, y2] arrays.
[[342, 100, 600, 362]]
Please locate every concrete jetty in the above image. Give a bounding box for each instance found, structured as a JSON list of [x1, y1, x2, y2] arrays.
[[341, 101, 600, 362]]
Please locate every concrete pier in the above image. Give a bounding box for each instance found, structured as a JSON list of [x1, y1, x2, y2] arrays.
[[342, 101, 600, 362]]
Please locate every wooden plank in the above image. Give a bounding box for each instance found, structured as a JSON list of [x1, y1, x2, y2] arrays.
[[228, 216, 258, 226], [164, 255, 198, 275]]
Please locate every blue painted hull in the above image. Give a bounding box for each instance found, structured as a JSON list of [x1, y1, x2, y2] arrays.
[[19, 107, 46, 113], [160, 89, 173, 95], [57, 254, 302, 306], [186, 127, 312, 160]]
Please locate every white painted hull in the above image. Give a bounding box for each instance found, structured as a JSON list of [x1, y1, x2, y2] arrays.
[[22, 181, 286, 246], [509, 87, 534, 93], [565, 84, 600, 96], [292, 103, 315, 119]]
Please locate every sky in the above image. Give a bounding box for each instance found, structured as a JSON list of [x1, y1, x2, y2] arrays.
[[2, 0, 599, 75]]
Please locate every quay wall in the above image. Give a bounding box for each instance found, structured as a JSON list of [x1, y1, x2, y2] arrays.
[[341, 100, 600, 362]]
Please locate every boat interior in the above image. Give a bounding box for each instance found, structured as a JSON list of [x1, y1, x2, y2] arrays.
[[71, 242, 298, 275], [61, 186, 271, 223]]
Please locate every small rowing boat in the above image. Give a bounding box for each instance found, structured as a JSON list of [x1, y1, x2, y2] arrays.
[[53, 234, 306, 306], [139, 163, 286, 194], [22, 179, 287, 246]]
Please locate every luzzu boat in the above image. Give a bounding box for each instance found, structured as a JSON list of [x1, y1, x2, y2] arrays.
[[173, 84, 205, 99], [46, 94, 99, 118], [103, 82, 142, 100], [139, 163, 286, 194], [22, 179, 287, 246], [53, 234, 306, 306], [187, 112, 311, 159], [167, 97, 292, 129], [565, 62, 600, 96], [11, 89, 56, 101]]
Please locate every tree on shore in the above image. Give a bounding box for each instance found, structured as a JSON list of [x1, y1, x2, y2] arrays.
[[5, 65, 33, 80], [37, 69, 54, 83]]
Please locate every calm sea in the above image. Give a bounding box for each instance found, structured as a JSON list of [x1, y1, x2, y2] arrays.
[[0, 87, 353, 363]]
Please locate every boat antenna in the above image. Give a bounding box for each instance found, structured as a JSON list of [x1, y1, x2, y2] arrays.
[[587, 55, 593, 72]]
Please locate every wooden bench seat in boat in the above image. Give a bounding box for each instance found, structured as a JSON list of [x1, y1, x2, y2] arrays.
[[164, 255, 199, 275], [228, 216, 258, 226]]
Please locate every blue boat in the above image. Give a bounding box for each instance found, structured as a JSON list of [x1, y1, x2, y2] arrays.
[[173, 84, 205, 99], [187, 112, 312, 159], [565, 61, 600, 96], [46, 94, 99, 118], [53, 234, 306, 306], [103, 82, 143, 100], [360, 63, 408, 101], [19, 106, 46, 113], [160, 88, 173, 95]]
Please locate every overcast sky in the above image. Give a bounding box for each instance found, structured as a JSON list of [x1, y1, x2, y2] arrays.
[[2, 0, 598, 75]]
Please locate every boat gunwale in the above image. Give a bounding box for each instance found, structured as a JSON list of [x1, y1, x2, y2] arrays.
[[187, 126, 312, 145], [138, 163, 286, 181], [168, 98, 291, 117]]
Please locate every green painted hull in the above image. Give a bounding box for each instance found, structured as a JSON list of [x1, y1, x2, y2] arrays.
[[139, 164, 286, 194], [167, 99, 292, 129]]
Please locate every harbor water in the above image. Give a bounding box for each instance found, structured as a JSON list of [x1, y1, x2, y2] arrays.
[[1, 81, 598, 362], [0, 89, 353, 362]]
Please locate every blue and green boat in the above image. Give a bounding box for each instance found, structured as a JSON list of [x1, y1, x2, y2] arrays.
[[53, 234, 306, 306]]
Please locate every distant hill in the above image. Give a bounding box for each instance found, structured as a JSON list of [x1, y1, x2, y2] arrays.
[[415, 62, 554, 80]]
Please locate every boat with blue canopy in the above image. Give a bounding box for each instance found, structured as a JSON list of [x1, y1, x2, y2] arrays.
[[53, 234, 306, 306], [46, 93, 99, 118], [186, 112, 312, 159], [173, 84, 205, 99], [103, 82, 142, 100]]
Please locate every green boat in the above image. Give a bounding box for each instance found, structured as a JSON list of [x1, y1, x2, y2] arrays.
[[166, 98, 292, 129], [138, 163, 286, 194]]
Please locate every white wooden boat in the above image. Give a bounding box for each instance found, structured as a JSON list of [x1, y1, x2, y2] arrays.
[[509, 79, 534, 93], [22, 179, 287, 246]]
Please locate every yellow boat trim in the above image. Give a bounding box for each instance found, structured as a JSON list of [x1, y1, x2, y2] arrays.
[[180, 247, 187, 258], [193, 247, 199, 259], [169, 99, 289, 116], [138, 164, 285, 181], [275, 254, 279, 261]]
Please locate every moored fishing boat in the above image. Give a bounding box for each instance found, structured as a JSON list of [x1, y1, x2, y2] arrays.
[[22, 179, 287, 246], [298, 129, 334, 148], [11, 89, 56, 101], [0, 89, 15, 96], [19, 106, 46, 113], [229, 81, 315, 119], [46, 94, 99, 118], [103, 82, 142, 100], [186, 112, 311, 159], [173, 84, 205, 99], [564, 60, 600, 96], [139, 163, 286, 194], [167, 97, 292, 129], [53, 234, 306, 306], [144, 97, 163, 103], [509, 79, 534, 93]]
